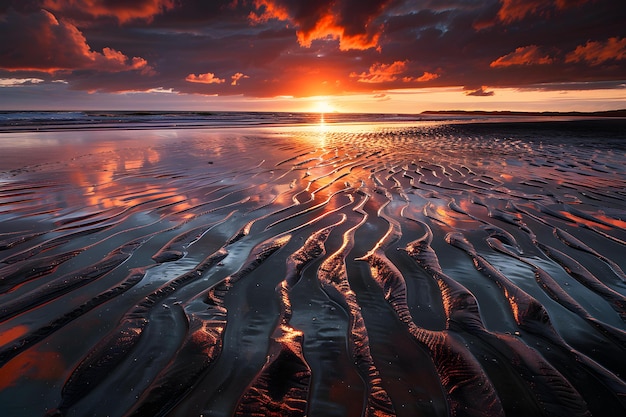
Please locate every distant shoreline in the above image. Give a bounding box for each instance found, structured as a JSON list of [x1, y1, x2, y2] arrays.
[[1, 109, 625, 117], [0, 109, 625, 134], [421, 109, 626, 118]]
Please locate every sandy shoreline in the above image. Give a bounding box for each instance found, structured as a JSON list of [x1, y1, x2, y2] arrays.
[[0, 119, 625, 416]]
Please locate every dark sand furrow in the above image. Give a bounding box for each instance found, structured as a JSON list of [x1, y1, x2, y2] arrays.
[[263, 188, 353, 231], [0, 230, 45, 250], [446, 232, 562, 336], [165, 184, 258, 215], [230, 223, 335, 417], [166, 196, 251, 220], [124, 308, 227, 417], [0, 223, 114, 265], [553, 227, 626, 283], [53, 213, 131, 232], [0, 268, 146, 371], [284, 221, 343, 289], [487, 237, 626, 349], [47, 247, 228, 415], [52, 208, 119, 227], [536, 242, 626, 320], [0, 239, 144, 324], [234, 327, 311, 417], [0, 249, 84, 294], [152, 213, 235, 263], [361, 250, 505, 417], [50, 317, 149, 416], [402, 234, 591, 416], [71, 302, 191, 416], [0, 205, 183, 281], [446, 233, 626, 413], [0, 196, 42, 209], [317, 200, 395, 417], [581, 224, 626, 246], [155, 234, 292, 417], [489, 208, 536, 238], [566, 206, 626, 230]]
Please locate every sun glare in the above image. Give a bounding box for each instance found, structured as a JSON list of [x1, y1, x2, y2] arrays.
[[313, 100, 336, 114]]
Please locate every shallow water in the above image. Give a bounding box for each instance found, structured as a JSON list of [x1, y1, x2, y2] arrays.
[[0, 118, 625, 416]]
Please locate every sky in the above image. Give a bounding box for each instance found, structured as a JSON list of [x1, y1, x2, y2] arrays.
[[0, 0, 625, 113]]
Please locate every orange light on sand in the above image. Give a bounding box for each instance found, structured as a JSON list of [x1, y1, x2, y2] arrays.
[[0, 325, 29, 346], [557, 210, 625, 230], [0, 349, 65, 390]]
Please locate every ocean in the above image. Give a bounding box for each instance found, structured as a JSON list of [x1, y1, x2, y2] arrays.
[[0, 112, 625, 416]]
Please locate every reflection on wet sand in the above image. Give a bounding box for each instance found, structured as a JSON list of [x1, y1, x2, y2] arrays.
[[0, 120, 625, 416]]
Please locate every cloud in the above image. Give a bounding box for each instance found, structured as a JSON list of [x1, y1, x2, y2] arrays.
[[496, 0, 592, 23], [0, 9, 151, 74], [249, 0, 392, 50], [1, 0, 624, 102], [403, 71, 440, 83], [490, 45, 554, 67], [351, 60, 408, 83], [0, 78, 45, 87], [185, 72, 226, 84], [373, 93, 391, 101], [465, 86, 495, 96], [146, 87, 176, 93], [496, 0, 546, 23], [42, 0, 177, 23], [565, 37, 626, 66], [231, 72, 249, 86]]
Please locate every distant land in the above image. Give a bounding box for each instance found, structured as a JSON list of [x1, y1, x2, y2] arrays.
[[421, 109, 626, 117]]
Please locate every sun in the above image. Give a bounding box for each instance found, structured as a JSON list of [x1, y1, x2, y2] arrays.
[[312, 100, 336, 114]]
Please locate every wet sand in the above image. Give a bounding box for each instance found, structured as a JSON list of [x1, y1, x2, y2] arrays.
[[0, 118, 625, 416]]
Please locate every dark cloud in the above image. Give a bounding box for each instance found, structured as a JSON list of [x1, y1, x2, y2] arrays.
[[0, 0, 624, 102], [249, 0, 393, 50], [0, 9, 151, 74], [496, 0, 593, 24], [42, 0, 177, 23]]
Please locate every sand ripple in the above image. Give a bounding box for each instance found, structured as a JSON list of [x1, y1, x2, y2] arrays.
[[0, 120, 625, 416]]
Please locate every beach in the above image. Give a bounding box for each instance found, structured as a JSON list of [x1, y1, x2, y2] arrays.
[[0, 113, 625, 417]]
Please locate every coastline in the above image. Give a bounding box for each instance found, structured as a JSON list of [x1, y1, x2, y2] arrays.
[[1, 109, 625, 134]]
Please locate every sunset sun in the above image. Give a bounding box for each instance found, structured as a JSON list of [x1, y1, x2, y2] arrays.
[[312, 100, 336, 114]]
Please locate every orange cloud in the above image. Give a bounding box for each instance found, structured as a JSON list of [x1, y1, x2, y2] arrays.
[[0, 10, 151, 74], [565, 37, 626, 66], [465, 86, 495, 96], [554, 0, 591, 8], [294, 13, 380, 51], [231, 72, 249, 86], [185, 72, 226, 84], [249, 0, 390, 51], [351, 60, 408, 83], [248, 0, 290, 24], [403, 71, 440, 82], [497, 0, 544, 23], [490, 45, 554, 67], [42, 0, 177, 23], [496, 0, 592, 23]]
